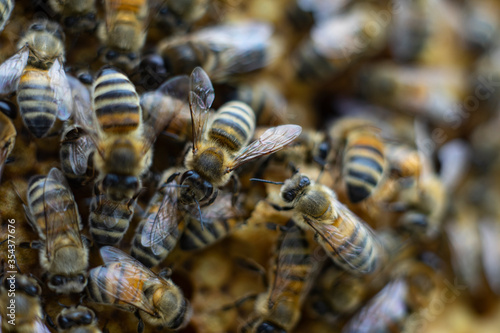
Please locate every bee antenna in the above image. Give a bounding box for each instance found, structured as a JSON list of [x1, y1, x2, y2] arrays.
[[249, 178, 284, 185], [58, 301, 70, 309], [194, 198, 204, 231]]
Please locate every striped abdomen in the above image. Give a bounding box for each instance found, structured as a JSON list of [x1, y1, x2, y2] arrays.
[[343, 130, 385, 203], [321, 208, 383, 275], [0, 0, 13, 31], [87, 262, 147, 307], [93, 67, 141, 134], [26, 174, 76, 238], [179, 215, 237, 251], [18, 67, 58, 138], [89, 196, 136, 245], [208, 101, 255, 154]]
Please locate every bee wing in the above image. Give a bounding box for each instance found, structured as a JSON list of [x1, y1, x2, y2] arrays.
[[189, 67, 214, 152], [97, 246, 160, 316], [0, 46, 28, 94], [63, 125, 95, 176], [228, 125, 302, 172], [141, 184, 180, 256], [35, 318, 52, 333], [305, 199, 383, 275], [43, 168, 83, 261], [268, 226, 314, 306], [48, 58, 72, 121], [95, 196, 135, 229]]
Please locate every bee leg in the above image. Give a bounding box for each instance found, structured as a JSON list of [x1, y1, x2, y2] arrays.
[[234, 257, 268, 288], [216, 293, 259, 313], [230, 174, 241, 206], [205, 189, 219, 206], [288, 162, 299, 175], [135, 311, 145, 333], [166, 171, 181, 184], [269, 203, 293, 211], [81, 235, 93, 248], [158, 267, 173, 279], [45, 313, 56, 329], [19, 240, 43, 250]]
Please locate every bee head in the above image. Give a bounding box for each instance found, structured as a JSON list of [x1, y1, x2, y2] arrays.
[[57, 306, 95, 329], [179, 170, 214, 205], [48, 273, 87, 294], [281, 174, 310, 203], [4, 274, 41, 297]]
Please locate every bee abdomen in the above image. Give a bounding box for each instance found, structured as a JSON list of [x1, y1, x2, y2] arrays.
[[179, 218, 230, 251], [18, 69, 57, 138], [209, 101, 255, 153], [343, 138, 385, 203], [93, 68, 141, 133], [89, 199, 134, 245]]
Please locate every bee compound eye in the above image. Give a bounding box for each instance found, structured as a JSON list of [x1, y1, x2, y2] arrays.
[[81, 312, 93, 324], [64, 16, 77, 27], [106, 50, 118, 60], [77, 274, 86, 284], [58, 316, 73, 329], [51, 275, 65, 286]]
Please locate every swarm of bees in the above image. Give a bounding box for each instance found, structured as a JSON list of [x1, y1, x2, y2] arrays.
[[1, 0, 500, 332]]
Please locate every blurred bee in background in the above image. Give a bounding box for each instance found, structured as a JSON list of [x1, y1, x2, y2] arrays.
[[0, 100, 16, 183], [157, 22, 281, 83], [59, 75, 95, 185], [0, 20, 72, 138], [0, 0, 13, 33], [291, 2, 389, 83], [131, 171, 185, 268], [151, 0, 209, 35], [329, 118, 386, 204], [285, 0, 349, 32], [87, 246, 192, 332], [0, 271, 51, 333], [227, 79, 289, 126], [179, 192, 246, 251], [178, 67, 302, 208], [268, 172, 387, 275], [48, 0, 97, 32], [23, 168, 89, 294], [239, 224, 318, 333], [98, 0, 149, 72], [342, 260, 438, 333], [462, 0, 500, 52], [54, 305, 101, 333]]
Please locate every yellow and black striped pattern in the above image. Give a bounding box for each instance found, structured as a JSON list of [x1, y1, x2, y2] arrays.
[[208, 101, 255, 154], [0, 0, 13, 31], [179, 213, 238, 251], [89, 195, 136, 245], [93, 67, 142, 134], [18, 68, 58, 138], [343, 130, 385, 203]]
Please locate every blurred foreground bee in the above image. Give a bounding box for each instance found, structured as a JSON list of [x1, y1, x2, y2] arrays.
[[158, 22, 280, 83], [55, 305, 101, 333], [240, 225, 317, 333], [0, 104, 16, 183], [23, 168, 89, 294], [87, 246, 192, 332], [179, 192, 245, 251], [178, 67, 302, 207], [329, 118, 386, 204], [268, 173, 387, 275], [342, 261, 438, 333], [0, 272, 50, 333], [0, 20, 72, 138], [292, 3, 388, 82], [48, 0, 97, 32], [98, 0, 149, 71], [131, 172, 184, 268], [0, 0, 13, 32]]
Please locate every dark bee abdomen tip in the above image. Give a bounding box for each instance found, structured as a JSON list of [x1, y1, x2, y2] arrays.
[[347, 184, 371, 203], [26, 120, 53, 138]]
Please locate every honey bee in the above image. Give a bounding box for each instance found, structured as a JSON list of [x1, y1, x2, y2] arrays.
[[329, 118, 386, 204], [157, 22, 280, 83], [98, 0, 149, 72], [0, 272, 51, 333], [0, 20, 72, 139], [0, 103, 16, 183], [23, 168, 89, 294], [75, 66, 161, 202], [131, 171, 185, 268], [240, 225, 317, 333], [55, 305, 101, 333], [0, 0, 13, 32], [48, 0, 97, 32], [152, 0, 209, 34], [291, 3, 388, 83], [178, 67, 302, 206], [87, 246, 192, 332], [270, 173, 387, 275], [89, 182, 138, 245], [342, 260, 438, 333], [179, 192, 245, 251]]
